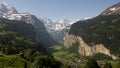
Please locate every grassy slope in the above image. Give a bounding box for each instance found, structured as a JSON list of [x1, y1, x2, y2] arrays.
[[0, 54, 31, 68]]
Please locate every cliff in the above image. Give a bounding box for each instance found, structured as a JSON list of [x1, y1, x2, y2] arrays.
[[64, 33, 117, 60]]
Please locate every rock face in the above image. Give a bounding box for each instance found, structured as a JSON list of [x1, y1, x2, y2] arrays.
[[64, 33, 117, 60]]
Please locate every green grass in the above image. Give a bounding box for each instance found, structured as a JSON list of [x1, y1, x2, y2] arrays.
[[53, 51, 69, 60], [9, 56, 32, 68], [51, 45, 62, 51], [98, 60, 119, 68], [0, 54, 32, 68], [111, 60, 119, 68], [0, 55, 15, 67]]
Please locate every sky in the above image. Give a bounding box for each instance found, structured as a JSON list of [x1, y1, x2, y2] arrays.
[[0, 0, 119, 21]]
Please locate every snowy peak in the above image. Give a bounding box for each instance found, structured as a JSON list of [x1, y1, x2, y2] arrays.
[[101, 2, 120, 15], [39, 18, 72, 41], [40, 17, 54, 25], [0, 2, 18, 14], [54, 19, 71, 30], [0, 2, 18, 18], [7, 13, 35, 24], [55, 19, 69, 24], [39, 18, 73, 31], [0, 2, 35, 24], [39, 17, 55, 32]]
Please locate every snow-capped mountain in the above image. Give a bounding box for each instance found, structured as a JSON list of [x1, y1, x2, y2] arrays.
[[0, 2, 18, 17], [101, 2, 120, 15], [39, 18, 55, 32], [0, 3, 34, 24], [0, 2, 57, 50], [40, 18, 72, 31], [39, 16, 93, 41], [39, 18, 75, 41], [54, 19, 71, 30]]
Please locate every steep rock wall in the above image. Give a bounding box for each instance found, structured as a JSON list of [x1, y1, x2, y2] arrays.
[[64, 33, 117, 60]]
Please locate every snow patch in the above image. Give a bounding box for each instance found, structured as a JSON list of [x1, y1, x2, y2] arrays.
[[110, 7, 116, 11]]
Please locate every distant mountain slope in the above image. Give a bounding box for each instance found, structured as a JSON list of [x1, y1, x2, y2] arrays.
[[0, 18, 36, 40], [0, 2, 57, 51], [0, 18, 47, 54]]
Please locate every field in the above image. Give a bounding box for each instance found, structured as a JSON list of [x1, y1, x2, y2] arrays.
[[0, 54, 31, 68]]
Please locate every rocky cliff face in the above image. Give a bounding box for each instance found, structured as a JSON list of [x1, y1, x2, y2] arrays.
[[64, 33, 117, 60]]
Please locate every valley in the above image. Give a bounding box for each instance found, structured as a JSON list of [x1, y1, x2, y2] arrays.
[[0, 1, 120, 68]]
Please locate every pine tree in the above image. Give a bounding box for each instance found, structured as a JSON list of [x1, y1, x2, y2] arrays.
[[117, 61, 120, 68], [103, 62, 112, 68], [24, 62, 27, 68], [84, 58, 99, 68]]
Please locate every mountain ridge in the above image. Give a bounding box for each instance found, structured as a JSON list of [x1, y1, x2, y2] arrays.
[[64, 2, 120, 59], [101, 2, 120, 15], [0, 2, 57, 52]]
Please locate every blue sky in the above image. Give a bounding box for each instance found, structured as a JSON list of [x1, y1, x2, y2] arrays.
[[0, 0, 119, 21]]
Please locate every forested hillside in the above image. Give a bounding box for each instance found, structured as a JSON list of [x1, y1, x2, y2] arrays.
[[0, 18, 62, 68], [69, 15, 120, 55]]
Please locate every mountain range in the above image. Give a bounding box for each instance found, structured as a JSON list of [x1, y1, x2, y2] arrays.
[[39, 17, 74, 41], [0, 2, 74, 43], [0, 2, 57, 52]]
